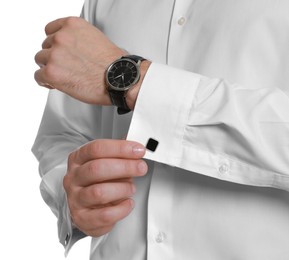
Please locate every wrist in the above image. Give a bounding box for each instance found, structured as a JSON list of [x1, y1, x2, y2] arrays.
[[126, 60, 151, 110]]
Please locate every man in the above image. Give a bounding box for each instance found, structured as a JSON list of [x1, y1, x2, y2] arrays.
[[33, 0, 289, 259]]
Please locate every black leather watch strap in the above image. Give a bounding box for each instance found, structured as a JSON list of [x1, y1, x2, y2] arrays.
[[109, 90, 131, 114], [124, 55, 146, 63]]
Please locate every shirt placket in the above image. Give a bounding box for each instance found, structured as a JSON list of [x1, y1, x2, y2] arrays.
[[146, 163, 175, 260], [146, 2, 195, 259], [167, 0, 195, 66]]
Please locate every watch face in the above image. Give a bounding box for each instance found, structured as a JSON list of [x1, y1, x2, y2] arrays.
[[106, 58, 140, 91]]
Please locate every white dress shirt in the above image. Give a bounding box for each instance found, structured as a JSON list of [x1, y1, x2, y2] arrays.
[[32, 0, 289, 259]]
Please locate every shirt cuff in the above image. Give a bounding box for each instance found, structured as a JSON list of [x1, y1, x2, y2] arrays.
[[128, 62, 201, 166], [39, 163, 87, 256]]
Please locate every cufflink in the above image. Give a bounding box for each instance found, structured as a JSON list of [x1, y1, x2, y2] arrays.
[[64, 233, 70, 246], [146, 138, 159, 152]]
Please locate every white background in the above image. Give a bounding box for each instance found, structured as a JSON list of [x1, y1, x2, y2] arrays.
[[0, 0, 91, 259]]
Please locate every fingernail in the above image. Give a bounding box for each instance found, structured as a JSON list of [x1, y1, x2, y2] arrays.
[[132, 145, 145, 155], [138, 161, 148, 175]]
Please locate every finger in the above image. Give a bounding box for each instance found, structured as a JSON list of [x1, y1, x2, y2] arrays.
[[45, 17, 67, 35], [34, 68, 55, 89], [78, 181, 136, 207], [71, 139, 146, 165], [42, 35, 53, 49], [71, 198, 134, 232], [74, 158, 147, 186], [83, 225, 114, 238], [34, 49, 50, 67], [34, 69, 49, 88]]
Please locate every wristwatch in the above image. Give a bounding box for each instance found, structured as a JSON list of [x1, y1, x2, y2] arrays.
[[105, 55, 146, 114]]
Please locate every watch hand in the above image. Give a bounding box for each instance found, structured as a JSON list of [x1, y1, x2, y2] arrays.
[[115, 74, 123, 79]]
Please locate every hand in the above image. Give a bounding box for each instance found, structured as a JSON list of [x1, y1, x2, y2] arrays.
[[63, 139, 148, 237], [34, 16, 125, 105]]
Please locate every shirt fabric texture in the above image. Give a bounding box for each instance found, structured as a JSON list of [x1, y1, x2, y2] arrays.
[[32, 0, 289, 259]]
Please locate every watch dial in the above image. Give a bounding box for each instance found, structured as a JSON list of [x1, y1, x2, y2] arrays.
[[107, 60, 138, 89]]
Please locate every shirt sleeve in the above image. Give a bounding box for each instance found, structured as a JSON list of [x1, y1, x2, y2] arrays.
[[31, 90, 106, 254], [127, 63, 289, 191]]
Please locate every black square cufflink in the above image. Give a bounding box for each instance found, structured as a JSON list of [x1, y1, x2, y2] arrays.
[[146, 138, 159, 152]]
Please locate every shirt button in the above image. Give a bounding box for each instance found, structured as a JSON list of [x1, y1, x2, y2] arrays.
[[219, 163, 229, 174], [177, 17, 186, 26], [155, 231, 166, 243]]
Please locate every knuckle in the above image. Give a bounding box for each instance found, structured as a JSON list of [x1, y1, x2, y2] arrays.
[[43, 62, 58, 81], [88, 160, 102, 175], [79, 185, 105, 206], [87, 140, 102, 157], [53, 30, 69, 45], [98, 208, 114, 226], [49, 47, 63, 63], [65, 16, 80, 27], [122, 160, 139, 176], [126, 160, 135, 172], [34, 51, 41, 64], [67, 152, 75, 167], [44, 24, 51, 35], [119, 141, 130, 156], [34, 70, 41, 84], [63, 174, 70, 192], [91, 185, 105, 202]]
